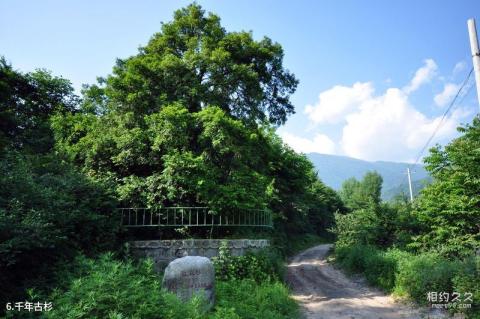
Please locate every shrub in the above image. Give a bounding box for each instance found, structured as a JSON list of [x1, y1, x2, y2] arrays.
[[375, 249, 411, 292], [394, 252, 459, 303], [212, 242, 283, 282], [335, 244, 378, 274], [452, 256, 480, 318], [0, 152, 119, 308], [335, 245, 403, 292], [212, 279, 299, 319], [363, 250, 397, 291], [44, 254, 207, 319], [333, 209, 381, 247]]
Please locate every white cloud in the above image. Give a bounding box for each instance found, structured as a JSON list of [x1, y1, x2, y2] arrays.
[[280, 132, 336, 155], [434, 83, 459, 107], [304, 82, 374, 124], [295, 58, 469, 162], [338, 86, 465, 162], [403, 59, 438, 94], [453, 61, 467, 74]]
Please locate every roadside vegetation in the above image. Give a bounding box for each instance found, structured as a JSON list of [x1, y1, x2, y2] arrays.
[[332, 123, 480, 318]]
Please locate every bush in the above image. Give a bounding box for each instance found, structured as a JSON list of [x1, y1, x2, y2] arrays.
[[336, 245, 405, 291], [375, 249, 411, 291], [211, 279, 299, 319], [333, 209, 381, 247], [0, 152, 119, 308], [212, 242, 284, 282], [44, 254, 207, 319], [335, 244, 378, 274], [395, 253, 459, 304], [336, 244, 479, 317], [451, 256, 480, 317]]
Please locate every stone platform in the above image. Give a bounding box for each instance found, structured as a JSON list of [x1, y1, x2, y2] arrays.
[[130, 239, 269, 272]]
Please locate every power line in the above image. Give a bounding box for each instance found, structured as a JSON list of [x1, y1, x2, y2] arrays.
[[408, 67, 474, 170], [397, 67, 474, 195]]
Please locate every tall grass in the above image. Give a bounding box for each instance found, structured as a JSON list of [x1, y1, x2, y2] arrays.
[[335, 244, 479, 317]]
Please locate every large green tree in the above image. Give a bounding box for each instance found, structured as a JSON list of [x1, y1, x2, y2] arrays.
[[53, 4, 300, 210], [0, 57, 78, 153], [92, 4, 298, 125], [411, 118, 480, 257], [52, 4, 341, 241], [339, 171, 383, 211]]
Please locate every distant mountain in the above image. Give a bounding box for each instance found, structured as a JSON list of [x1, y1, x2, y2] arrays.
[[306, 153, 431, 200]]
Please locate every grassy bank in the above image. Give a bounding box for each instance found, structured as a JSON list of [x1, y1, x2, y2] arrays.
[[334, 244, 479, 318]]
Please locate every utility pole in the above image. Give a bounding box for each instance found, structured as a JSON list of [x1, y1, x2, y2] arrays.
[[407, 168, 414, 202], [467, 18, 480, 111]]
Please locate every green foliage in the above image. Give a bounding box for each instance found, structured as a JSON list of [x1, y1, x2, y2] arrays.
[[99, 4, 298, 125], [38, 253, 298, 319], [394, 253, 459, 303], [411, 118, 480, 257], [339, 171, 383, 211], [333, 124, 480, 316], [212, 279, 299, 319], [267, 134, 344, 239], [45, 254, 207, 319], [47, 4, 340, 242], [53, 103, 274, 212], [0, 57, 78, 153], [333, 209, 381, 247], [1, 4, 344, 316], [333, 171, 420, 249], [452, 256, 480, 316], [335, 244, 479, 317], [334, 171, 396, 247], [212, 242, 284, 282], [0, 150, 119, 307], [335, 244, 408, 291], [53, 93, 340, 240]]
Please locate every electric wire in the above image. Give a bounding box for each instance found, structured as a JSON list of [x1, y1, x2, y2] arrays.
[[397, 67, 474, 197]]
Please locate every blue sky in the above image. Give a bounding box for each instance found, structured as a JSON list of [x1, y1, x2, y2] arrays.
[[2, 0, 480, 162]]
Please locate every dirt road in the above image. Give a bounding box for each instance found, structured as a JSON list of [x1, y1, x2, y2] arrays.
[[287, 244, 445, 319]]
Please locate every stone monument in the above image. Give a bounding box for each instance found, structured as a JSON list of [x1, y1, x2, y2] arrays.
[[162, 256, 215, 308]]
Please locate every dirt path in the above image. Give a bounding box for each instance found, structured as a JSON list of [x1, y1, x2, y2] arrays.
[[287, 244, 446, 319]]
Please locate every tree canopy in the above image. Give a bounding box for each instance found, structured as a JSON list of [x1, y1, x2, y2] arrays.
[[411, 118, 480, 257], [51, 4, 338, 229], [0, 57, 78, 153], [89, 4, 298, 126]]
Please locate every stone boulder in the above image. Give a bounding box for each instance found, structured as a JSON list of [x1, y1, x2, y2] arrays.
[[162, 256, 215, 308]]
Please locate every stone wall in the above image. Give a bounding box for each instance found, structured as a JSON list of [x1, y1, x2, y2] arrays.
[[130, 239, 269, 272]]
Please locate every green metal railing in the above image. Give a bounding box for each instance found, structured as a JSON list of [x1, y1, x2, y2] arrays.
[[119, 207, 273, 228]]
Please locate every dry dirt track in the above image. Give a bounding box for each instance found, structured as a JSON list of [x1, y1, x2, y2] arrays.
[[287, 244, 447, 319]]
